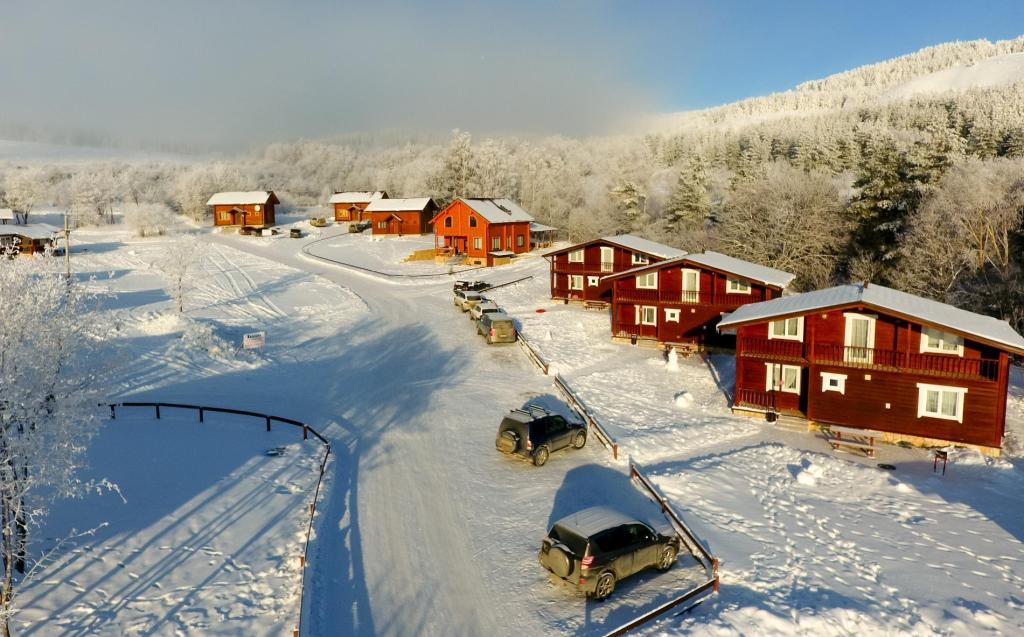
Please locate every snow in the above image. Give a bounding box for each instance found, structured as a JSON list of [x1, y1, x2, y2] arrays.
[[15, 220, 1024, 636], [679, 251, 795, 288], [600, 235, 687, 260], [0, 208, 13, 220], [459, 198, 534, 223], [363, 197, 433, 212], [883, 52, 1024, 100], [719, 282, 1024, 353], [205, 191, 276, 206], [327, 191, 386, 204], [0, 223, 60, 239]]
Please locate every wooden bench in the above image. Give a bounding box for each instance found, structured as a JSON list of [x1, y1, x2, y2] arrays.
[[583, 301, 607, 311], [824, 425, 883, 458]]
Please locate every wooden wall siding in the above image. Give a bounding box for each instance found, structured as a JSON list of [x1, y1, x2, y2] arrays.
[[732, 315, 1012, 449], [433, 200, 530, 264], [1, 236, 53, 255], [369, 209, 434, 235], [213, 203, 275, 227], [610, 263, 780, 346], [549, 241, 669, 302], [334, 203, 368, 221]]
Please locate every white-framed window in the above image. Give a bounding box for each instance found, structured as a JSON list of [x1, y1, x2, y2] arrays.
[[600, 246, 614, 272], [636, 271, 658, 289], [377, 221, 387, 229], [681, 268, 700, 303], [492, 237, 500, 250], [769, 317, 803, 341], [765, 363, 801, 394], [727, 278, 751, 294], [639, 305, 657, 326], [568, 249, 584, 263], [631, 252, 649, 265], [916, 383, 967, 423], [473, 237, 482, 250], [587, 276, 600, 287], [516, 234, 525, 247], [665, 308, 680, 323], [569, 275, 584, 290], [920, 326, 964, 356], [844, 313, 876, 364], [820, 372, 847, 394]]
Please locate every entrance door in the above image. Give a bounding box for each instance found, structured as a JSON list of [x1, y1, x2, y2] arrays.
[[844, 314, 876, 364], [681, 269, 700, 303]]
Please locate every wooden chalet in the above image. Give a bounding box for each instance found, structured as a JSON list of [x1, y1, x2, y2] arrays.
[[365, 197, 437, 236], [544, 234, 686, 306], [207, 191, 278, 228], [0, 223, 60, 255], [718, 282, 1024, 455], [603, 251, 794, 348], [329, 191, 388, 222], [431, 198, 533, 266]]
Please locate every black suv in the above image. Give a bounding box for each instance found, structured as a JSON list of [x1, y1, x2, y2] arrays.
[[454, 280, 489, 293], [495, 406, 587, 466], [539, 506, 680, 600]]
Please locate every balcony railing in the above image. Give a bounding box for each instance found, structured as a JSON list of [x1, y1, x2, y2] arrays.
[[615, 289, 766, 306], [739, 338, 1000, 382], [552, 261, 616, 274]]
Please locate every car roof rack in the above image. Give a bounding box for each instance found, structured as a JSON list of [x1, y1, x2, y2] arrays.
[[511, 403, 551, 418]]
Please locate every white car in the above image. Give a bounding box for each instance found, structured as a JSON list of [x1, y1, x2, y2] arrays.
[[454, 289, 483, 311], [470, 299, 501, 321]]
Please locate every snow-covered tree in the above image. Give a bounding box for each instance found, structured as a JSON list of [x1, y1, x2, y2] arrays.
[[664, 156, 711, 233], [3, 167, 47, 224], [428, 130, 478, 206], [608, 181, 647, 234], [124, 202, 174, 237], [0, 257, 105, 637], [151, 236, 207, 313]]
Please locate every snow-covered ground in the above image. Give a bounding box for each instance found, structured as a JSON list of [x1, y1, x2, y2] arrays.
[[484, 255, 1024, 636]]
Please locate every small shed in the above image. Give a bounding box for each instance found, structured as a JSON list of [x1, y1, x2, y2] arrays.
[[207, 191, 279, 228], [0, 208, 14, 225], [530, 223, 557, 249], [0, 223, 60, 255], [329, 191, 388, 222]]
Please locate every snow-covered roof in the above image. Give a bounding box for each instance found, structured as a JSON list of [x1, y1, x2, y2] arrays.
[[553, 506, 644, 537], [206, 191, 276, 206], [0, 208, 13, 220], [718, 282, 1024, 353], [460, 198, 534, 223], [601, 251, 794, 288], [0, 223, 60, 239], [601, 234, 686, 259], [681, 251, 795, 288], [329, 191, 387, 204], [365, 197, 433, 212], [530, 222, 558, 233]]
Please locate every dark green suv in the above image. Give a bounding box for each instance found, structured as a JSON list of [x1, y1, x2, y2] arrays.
[[539, 507, 680, 600], [495, 406, 587, 466]]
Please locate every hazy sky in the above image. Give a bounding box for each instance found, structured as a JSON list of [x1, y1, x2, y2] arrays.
[[1, 0, 1023, 150]]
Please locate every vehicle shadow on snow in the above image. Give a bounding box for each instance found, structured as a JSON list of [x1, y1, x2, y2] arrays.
[[545, 463, 706, 636]]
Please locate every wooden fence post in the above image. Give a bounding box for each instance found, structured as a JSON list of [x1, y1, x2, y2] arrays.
[[266, 416, 272, 432], [155, 404, 161, 419], [303, 425, 309, 440], [713, 558, 720, 593], [199, 408, 204, 423], [109, 405, 116, 420]]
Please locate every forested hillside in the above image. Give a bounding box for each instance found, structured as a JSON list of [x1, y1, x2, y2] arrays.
[[3, 36, 1024, 329]]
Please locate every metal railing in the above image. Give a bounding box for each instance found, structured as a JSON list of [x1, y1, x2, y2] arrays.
[[552, 374, 620, 460], [615, 288, 766, 306], [813, 343, 999, 381], [107, 401, 330, 637]]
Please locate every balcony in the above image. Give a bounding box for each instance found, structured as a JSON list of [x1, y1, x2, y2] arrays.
[[615, 289, 767, 306], [739, 338, 1000, 382], [552, 261, 614, 274]]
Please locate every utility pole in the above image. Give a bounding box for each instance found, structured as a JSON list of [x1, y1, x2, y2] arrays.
[[63, 210, 71, 279]]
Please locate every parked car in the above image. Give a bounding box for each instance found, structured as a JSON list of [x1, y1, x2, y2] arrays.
[[477, 311, 516, 344], [454, 289, 484, 311], [349, 220, 371, 233], [495, 405, 586, 466], [469, 299, 501, 321], [309, 217, 328, 228], [538, 506, 680, 600], [454, 280, 489, 293], [290, 228, 302, 238]]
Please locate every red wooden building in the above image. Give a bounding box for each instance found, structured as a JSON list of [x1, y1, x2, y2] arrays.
[[329, 191, 388, 222], [365, 198, 437, 235], [207, 191, 278, 228], [603, 251, 794, 348], [718, 282, 1024, 455], [0, 223, 60, 255], [431, 198, 533, 266], [544, 235, 686, 306]]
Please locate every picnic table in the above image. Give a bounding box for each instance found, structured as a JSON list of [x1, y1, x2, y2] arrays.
[[825, 424, 883, 457]]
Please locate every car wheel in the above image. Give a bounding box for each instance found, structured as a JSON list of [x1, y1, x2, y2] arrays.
[[571, 430, 587, 449], [657, 545, 677, 571], [532, 446, 549, 467], [593, 572, 615, 601]]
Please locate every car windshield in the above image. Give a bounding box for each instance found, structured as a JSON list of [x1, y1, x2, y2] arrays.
[[549, 524, 588, 557]]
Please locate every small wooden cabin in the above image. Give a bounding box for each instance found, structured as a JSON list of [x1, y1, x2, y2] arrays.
[[0, 208, 13, 225], [544, 235, 686, 306], [207, 191, 279, 228], [365, 198, 437, 235], [718, 282, 1024, 455], [603, 251, 793, 348], [431, 198, 533, 266], [329, 191, 388, 222], [0, 223, 60, 255]]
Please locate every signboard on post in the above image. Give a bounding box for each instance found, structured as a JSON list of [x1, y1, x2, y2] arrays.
[[243, 331, 266, 349]]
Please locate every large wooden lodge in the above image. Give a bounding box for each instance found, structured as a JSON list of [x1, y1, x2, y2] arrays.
[[431, 198, 534, 266], [544, 235, 686, 306], [719, 282, 1024, 455], [207, 191, 278, 228]]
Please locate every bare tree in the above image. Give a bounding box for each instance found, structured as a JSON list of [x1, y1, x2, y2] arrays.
[[151, 236, 208, 313]]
